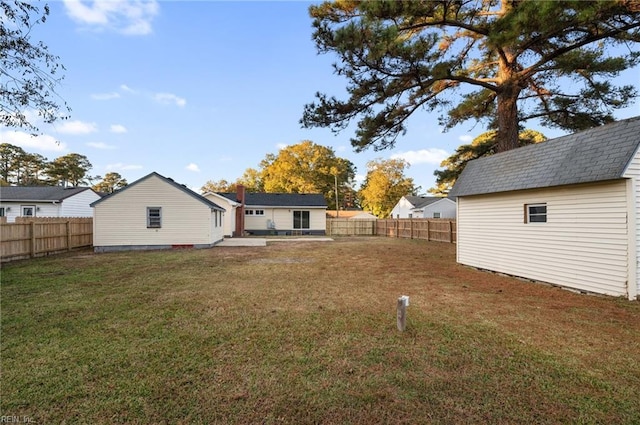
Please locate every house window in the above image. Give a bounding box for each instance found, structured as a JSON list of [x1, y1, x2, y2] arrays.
[[433, 212, 441, 218], [525, 203, 547, 223], [293, 210, 310, 229], [22, 206, 35, 217], [147, 207, 162, 228], [245, 209, 254, 215], [254, 210, 264, 216], [0, 207, 4, 217]]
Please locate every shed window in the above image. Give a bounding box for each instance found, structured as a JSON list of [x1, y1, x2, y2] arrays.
[[525, 203, 547, 223], [293, 210, 310, 229], [147, 207, 162, 228]]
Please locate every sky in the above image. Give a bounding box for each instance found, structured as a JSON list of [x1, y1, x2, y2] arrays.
[[3, 0, 639, 194]]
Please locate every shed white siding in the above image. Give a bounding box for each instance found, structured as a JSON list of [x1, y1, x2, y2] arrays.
[[622, 145, 640, 297], [457, 180, 630, 297], [94, 175, 222, 248], [59, 190, 100, 217]]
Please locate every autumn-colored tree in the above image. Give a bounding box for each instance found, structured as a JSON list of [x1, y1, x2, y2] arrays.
[[236, 168, 264, 193], [93, 172, 128, 194], [359, 158, 418, 218], [259, 141, 356, 210], [301, 1, 640, 153], [46, 153, 92, 187], [201, 179, 237, 194], [430, 129, 547, 195]]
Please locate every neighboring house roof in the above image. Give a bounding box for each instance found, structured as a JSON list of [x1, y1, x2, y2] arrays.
[[404, 196, 449, 209], [91, 172, 225, 211], [410, 197, 456, 210], [0, 186, 99, 202], [450, 116, 640, 198], [218, 192, 327, 207]]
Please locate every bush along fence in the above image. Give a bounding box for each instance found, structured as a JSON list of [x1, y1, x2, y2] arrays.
[[326, 218, 456, 243], [0, 217, 93, 262]]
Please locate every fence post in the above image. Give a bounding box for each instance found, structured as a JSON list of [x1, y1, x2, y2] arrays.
[[30, 221, 36, 258], [395, 219, 398, 238], [410, 217, 413, 239], [66, 221, 72, 251], [448, 220, 453, 243]]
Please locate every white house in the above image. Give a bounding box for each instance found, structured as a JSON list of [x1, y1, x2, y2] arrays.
[[390, 195, 456, 219], [91, 172, 226, 252], [450, 116, 640, 300], [0, 186, 101, 222], [207, 186, 328, 236]]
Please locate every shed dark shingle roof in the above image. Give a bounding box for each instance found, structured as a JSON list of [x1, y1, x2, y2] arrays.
[[0, 186, 97, 202], [219, 192, 327, 207], [450, 116, 640, 197]]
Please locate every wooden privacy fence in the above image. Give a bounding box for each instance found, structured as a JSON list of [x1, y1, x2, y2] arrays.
[[326, 219, 376, 236], [1, 217, 93, 262], [376, 218, 456, 243], [326, 218, 456, 243]]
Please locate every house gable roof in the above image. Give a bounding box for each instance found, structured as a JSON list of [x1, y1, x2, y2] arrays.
[[218, 192, 327, 208], [90, 172, 225, 211], [450, 116, 640, 198], [411, 197, 456, 210], [404, 196, 448, 209], [0, 186, 99, 202]]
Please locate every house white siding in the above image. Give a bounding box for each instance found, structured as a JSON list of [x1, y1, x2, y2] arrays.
[[245, 207, 326, 234], [59, 190, 100, 217], [94, 175, 221, 248], [457, 180, 630, 297], [417, 198, 456, 219], [390, 197, 415, 218], [204, 194, 237, 237]]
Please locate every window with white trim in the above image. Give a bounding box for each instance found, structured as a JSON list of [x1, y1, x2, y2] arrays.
[[147, 207, 162, 228], [22, 205, 35, 217], [433, 212, 441, 218], [0, 207, 5, 217], [525, 203, 547, 223]]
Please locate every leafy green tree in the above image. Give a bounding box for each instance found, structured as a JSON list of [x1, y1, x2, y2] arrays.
[[301, 0, 640, 153], [430, 129, 547, 195], [18, 152, 48, 185], [1, 1, 70, 134], [259, 141, 356, 210], [201, 179, 237, 194], [0, 143, 27, 184], [92, 172, 128, 193], [46, 153, 92, 187], [359, 158, 418, 218]]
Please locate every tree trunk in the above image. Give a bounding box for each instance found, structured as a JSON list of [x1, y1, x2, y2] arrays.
[[496, 82, 520, 153]]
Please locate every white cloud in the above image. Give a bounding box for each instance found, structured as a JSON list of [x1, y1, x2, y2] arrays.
[[106, 162, 143, 171], [459, 135, 474, 143], [186, 163, 200, 172], [63, 0, 159, 36], [120, 84, 137, 94], [87, 142, 117, 150], [110, 124, 127, 134], [0, 130, 67, 152], [55, 120, 98, 135], [390, 148, 449, 165], [153, 93, 187, 108], [91, 92, 121, 100]]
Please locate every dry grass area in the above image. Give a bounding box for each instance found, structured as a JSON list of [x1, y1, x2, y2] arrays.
[[2, 237, 640, 424]]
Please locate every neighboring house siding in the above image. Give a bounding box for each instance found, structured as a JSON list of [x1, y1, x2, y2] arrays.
[[94, 176, 216, 247], [457, 180, 629, 297], [390, 197, 415, 218], [60, 190, 100, 217], [623, 146, 640, 297], [420, 199, 456, 218]]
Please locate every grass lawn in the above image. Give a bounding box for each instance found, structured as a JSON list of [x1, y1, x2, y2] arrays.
[[2, 237, 640, 424]]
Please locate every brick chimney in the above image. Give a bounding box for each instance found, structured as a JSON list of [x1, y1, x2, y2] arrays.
[[235, 184, 245, 237]]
